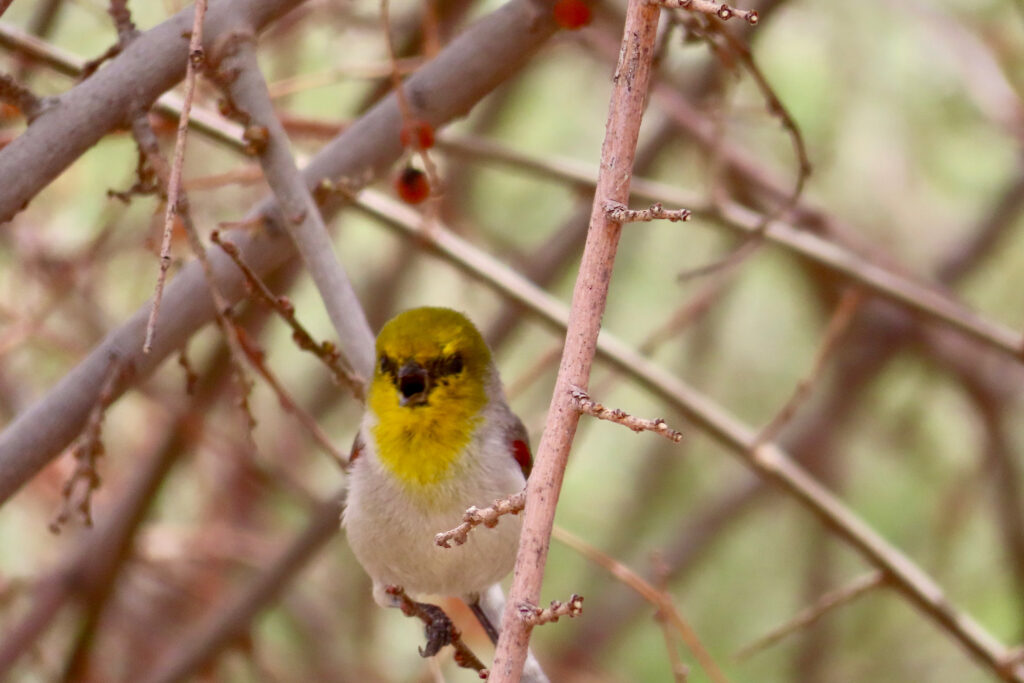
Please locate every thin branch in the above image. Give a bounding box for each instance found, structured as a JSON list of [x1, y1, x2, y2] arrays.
[[753, 288, 863, 447], [734, 570, 887, 661], [435, 490, 527, 549], [210, 231, 361, 397], [492, 2, 662, 679], [143, 0, 207, 354], [228, 320, 347, 468], [605, 200, 692, 223], [572, 386, 684, 443], [49, 356, 128, 533], [554, 526, 730, 683], [655, 0, 759, 25], [517, 594, 584, 627]]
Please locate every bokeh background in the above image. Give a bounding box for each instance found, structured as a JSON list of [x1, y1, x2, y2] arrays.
[[1, 0, 1023, 681]]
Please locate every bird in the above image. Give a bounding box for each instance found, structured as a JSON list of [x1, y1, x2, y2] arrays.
[[342, 306, 532, 655]]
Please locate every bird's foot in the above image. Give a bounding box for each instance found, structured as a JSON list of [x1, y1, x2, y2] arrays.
[[416, 602, 456, 657], [383, 585, 457, 658]]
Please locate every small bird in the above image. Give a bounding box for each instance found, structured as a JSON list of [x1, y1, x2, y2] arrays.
[[342, 307, 532, 654]]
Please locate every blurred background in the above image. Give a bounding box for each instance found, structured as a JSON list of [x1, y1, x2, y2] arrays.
[[1, 0, 1023, 680]]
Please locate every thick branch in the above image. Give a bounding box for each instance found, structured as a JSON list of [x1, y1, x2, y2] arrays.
[[216, 33, 375, 379]]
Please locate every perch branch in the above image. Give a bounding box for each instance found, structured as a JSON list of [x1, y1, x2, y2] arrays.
[[492, 1, 662, 678]]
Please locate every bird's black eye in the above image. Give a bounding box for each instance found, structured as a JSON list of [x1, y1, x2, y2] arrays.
[[379, 355, 396, 377], [439, 353, 463, 376]]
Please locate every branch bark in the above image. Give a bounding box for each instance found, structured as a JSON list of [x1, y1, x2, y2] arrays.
[[491, 2, 663, 679]]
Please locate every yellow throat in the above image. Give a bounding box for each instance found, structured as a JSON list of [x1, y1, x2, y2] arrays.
[[368, 308, 491, 490]]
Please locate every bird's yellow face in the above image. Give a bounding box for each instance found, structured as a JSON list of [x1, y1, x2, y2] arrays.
[[368, 308, 491, 490]]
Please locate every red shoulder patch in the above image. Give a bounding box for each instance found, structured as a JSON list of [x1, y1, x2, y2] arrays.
[[348, 434, 364, 466], [511, 439, 532, 479]]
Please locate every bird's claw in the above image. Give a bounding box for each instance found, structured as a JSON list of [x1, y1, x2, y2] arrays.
[[416, 602, 455, 657]]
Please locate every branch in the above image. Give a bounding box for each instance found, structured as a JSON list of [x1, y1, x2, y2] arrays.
[[435, 489, 526, 548], [492, 2, 662, 679], [734, 570, 886, 661], [0, 0, 301, 222], [143, 0, 208, 354], [210, 231, 361, 395], [605, 199, 691, 223], [212, 31, 376, 379], [572, 386, 684, 443], [517, 594, 584, 626], [655, 0, 759, 25]]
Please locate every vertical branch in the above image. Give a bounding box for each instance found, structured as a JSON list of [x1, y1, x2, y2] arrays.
[[144, 0, 208, 353], [490, 2, 663, 680]]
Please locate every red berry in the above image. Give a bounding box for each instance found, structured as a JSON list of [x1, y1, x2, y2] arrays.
[[400, 119, 435, 150], [394, 167, 430, 204], [553, 0, 591, 29]]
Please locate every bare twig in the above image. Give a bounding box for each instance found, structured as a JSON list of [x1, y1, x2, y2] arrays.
[[655, 0, 759, 25], [572, 387, 684, 442], [735, 570, 887, 661], [554, 526, 729, 683], [753, 288, 863, 447], [517, 594, 584, 627], [143, 0, 208, 354], [435, 490, 527, 549], [492, 2, 662, 679], [227, 320, 347, 468], [0, 72, 44, 120], [210, 231, 361, 397], [605, 200, 691, 223], [49, 356, 127, 533]]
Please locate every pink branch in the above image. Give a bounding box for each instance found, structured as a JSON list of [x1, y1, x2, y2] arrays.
[[490, 1, 663, 679]]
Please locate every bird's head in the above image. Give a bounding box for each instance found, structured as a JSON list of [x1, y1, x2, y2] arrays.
[[367, 308, 494, 488], [370, 307, 491, 412]]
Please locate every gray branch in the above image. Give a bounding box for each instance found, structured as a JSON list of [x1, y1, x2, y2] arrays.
[[217, 33, 375, 379], [0, 0, 302, 223]]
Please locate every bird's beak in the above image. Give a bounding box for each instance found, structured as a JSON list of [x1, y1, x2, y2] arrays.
[[397, 361, 430, 406]]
